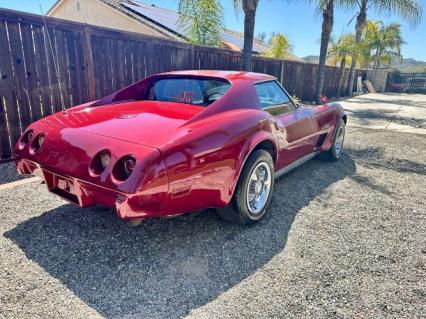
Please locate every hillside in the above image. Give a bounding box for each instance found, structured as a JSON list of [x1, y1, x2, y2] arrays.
[[393, 58, 426, 72]]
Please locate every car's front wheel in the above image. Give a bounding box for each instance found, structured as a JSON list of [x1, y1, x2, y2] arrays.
[[318, 119, 346, 162], [217, 149, 275, 225]]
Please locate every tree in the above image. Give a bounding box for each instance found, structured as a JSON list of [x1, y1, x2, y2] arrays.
[[234, 0, 260, 71], [327, 34, 355, 97], [308, 0, 354, 103], [314, 0, 335, 103], [178, 0, 224, 47], [346, 0, 422, 96], [356, 34, 375, 68], [256, 31, 268, 44], [363, 21, 404, 84], [263, 33, 293, 59]]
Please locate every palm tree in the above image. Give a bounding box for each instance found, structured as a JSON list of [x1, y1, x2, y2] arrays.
[[178, 0, 224, 47], [309, 0, 355, 103], [346, 0, 422, 96], [314, 0, 335, 104], [234, 0, 260, 71], [363, 21, 404, 84], [356, 35, 375, 68], [263, 33, 294, 59], [327, 34, 355, 97]]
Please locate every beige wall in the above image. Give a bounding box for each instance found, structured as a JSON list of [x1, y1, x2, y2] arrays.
[[48, 0, 169, 38], [366, 69, 390, 92]]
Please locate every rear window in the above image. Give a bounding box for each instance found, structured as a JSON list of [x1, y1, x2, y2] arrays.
[[147, 78, 231, 106]]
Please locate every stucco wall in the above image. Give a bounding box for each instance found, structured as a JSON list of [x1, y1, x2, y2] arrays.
[[48, 0, 169, 38], [366, 69, 390, 92]]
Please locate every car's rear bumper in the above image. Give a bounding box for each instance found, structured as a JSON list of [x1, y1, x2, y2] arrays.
[[16, 158, 166, 220]]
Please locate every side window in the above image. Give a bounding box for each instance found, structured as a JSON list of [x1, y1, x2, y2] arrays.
[[254, 81, 296, 116]]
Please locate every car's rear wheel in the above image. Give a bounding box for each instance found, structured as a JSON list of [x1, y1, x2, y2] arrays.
[[217, 149, 275, 225], [318, 119, 346, 162]]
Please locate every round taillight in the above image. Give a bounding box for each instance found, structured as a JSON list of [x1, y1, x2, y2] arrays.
[[100, 151, 111, 168], [123, 157, 136, 176], [18, 129, 33, 150], [113, 155, 136, 182], [30, 133, 45, 154], [89, 149, 111, 176]]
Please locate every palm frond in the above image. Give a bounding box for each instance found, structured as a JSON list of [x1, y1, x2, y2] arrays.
[[178, 0, 224, 47], [372, 0, 422, 26]]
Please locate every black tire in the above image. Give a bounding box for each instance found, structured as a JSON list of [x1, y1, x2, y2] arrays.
[[318, 119, 346, 162], [217, 149, 275, 225]]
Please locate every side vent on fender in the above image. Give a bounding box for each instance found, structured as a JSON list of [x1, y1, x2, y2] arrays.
[[316, 133, 328, 148]]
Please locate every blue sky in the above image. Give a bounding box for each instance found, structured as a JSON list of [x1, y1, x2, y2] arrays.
[[1, 0, 425, 61]]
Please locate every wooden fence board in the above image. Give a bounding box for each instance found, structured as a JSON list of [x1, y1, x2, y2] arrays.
[[45, 26, 64, 113], [31, 25, 51, 117], [103, 38, 115, 96], [7, 21, 32, 132], [0, 95, 11, 159], [0, 20, 15, 158], [20, 24, 42, 122], [64, 30, 80, 106], [116, 39, 126, 89], [133, 41, 147, 81], [0, 21, 24, 157], [53, 29, 72, 109]]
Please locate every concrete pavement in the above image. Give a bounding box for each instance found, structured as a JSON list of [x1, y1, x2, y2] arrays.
[[338, 93, 426, 135]]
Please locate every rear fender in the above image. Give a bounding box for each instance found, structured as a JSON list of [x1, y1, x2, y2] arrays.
[[160, 110, 278, 212], [228, 131, 278, 200]]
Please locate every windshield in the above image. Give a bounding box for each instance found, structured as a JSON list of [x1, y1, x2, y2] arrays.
[[147, 78, 231, 106]]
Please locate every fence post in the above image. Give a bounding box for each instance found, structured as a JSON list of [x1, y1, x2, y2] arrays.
[[83, 25, 96, 100]]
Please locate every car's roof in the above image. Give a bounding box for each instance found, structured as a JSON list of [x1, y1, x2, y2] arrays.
[[159, 70, 276, 82]]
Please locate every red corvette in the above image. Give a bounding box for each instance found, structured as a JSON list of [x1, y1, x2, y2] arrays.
[[14, 71, 346, 225]]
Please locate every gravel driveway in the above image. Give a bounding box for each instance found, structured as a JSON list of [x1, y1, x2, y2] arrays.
[[1, 95, 425, 319]]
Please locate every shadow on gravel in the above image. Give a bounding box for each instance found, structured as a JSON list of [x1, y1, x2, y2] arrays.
[[348, 146, 426, 175], [5, 154, 356, 319], [345, 108, 426, 129], [342, 94, 426, 109]]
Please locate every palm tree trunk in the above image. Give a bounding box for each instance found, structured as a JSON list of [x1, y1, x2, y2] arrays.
[[347, 0, 367, 96], [242, 0, 259, 71], [337, 57, 346, 98], [315, 0, 334, 104], [371, 49, 380, 85]]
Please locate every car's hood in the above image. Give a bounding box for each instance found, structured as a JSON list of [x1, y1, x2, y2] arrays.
[[49, 101, 203, 148]]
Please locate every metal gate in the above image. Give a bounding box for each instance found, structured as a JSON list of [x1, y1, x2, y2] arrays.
[[386, 72, 426, 94]]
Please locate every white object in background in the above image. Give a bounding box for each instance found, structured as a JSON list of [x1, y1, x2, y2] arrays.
[[357, 76, 363, 93]]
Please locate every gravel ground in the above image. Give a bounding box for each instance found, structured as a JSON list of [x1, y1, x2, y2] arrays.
[[1, 126, 425, 319], [0, 162, 30, 184]]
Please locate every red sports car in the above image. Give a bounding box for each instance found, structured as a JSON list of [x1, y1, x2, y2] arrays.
[[15, 71, 346, 225]]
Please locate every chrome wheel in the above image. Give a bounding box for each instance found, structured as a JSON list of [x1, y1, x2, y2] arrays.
[[246, 162, 272, 215], [334, 123, 345, 156]]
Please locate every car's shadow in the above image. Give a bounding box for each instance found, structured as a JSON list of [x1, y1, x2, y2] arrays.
[[5, 154, 357, 319]]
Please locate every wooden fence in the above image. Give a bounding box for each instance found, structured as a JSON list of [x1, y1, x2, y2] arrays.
[[0, 8, 363, 161]]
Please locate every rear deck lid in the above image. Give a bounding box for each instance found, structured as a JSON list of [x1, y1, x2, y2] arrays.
[[52, 101, 203, 147]]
